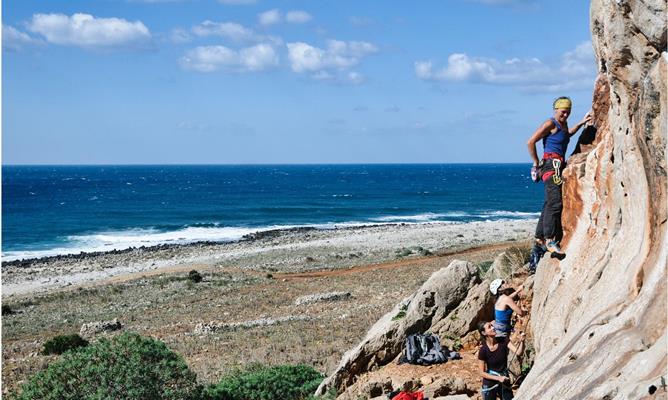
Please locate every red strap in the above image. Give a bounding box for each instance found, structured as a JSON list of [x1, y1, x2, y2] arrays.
[[543, 152, 564, 161], [542, 171, 555, 182]]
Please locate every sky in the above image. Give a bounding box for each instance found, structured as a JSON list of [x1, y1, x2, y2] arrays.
[[2, 0, 597, 164]]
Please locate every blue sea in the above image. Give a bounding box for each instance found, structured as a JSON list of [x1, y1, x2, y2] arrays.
[[2, 164, 543, 261]]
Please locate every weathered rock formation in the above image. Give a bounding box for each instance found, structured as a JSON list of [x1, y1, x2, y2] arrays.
[[79, 318, 122, 337], [316, 260, 494, 396], [516, 1, 667, 399]]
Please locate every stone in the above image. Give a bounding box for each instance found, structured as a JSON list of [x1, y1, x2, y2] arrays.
[[432, 280, 495, 340], [79, 318, 122, 336], [294, 291, 351, 306], [432, 395, 471, 400], [516, 1, 667, 398], [194, 315, 311, 334]]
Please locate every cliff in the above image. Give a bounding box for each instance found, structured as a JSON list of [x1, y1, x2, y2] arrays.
[[516, 1, 667, 399]]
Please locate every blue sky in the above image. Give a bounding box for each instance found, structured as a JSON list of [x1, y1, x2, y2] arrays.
[[2, 0, 596, 164]]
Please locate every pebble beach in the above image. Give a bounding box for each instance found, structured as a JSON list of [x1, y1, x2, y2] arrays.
[[2, 219, 536, 297]]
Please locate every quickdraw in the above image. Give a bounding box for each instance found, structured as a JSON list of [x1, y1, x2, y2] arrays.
[[551, 159, 563, 185]]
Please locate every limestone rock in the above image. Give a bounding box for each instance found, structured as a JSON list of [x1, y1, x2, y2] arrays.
[[79, 318, 122, 336], [432, 280, 495, 340], [294, 291, 351, 306], [316, 260, 480, 395], [194, 315, 310, 334], [516, 1, 667, 399], [422, 376, 469, 398]]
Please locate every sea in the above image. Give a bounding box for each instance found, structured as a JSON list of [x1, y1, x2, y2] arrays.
[[1, 164, 543, 261]]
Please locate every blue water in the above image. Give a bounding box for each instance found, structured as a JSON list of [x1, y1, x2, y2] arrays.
[[2, 164, 542, 260]]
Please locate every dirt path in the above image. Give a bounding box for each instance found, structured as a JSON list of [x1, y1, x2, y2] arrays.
[[275, 241, 521, 280]]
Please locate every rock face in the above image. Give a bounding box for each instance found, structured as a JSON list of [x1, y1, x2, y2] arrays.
[[316, 260, 492, 396], [517, 1, 667, 399]]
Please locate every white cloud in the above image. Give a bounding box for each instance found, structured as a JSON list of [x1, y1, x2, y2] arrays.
[[27, 13, 151, 50], [258, 9, 282, 26], [286, 40, 376, 84], [193, 21, 255, 41], [218, 0, 257, 4], [2, 26, 44, 51], [170, 28, 191, 44], [192, 20, 282, 45], [415, 41, 595, 92], [285, 11, 312, 24], [346, 71, 364, 84], [179, 43, 278, 72], [287, 40, 377, 73]]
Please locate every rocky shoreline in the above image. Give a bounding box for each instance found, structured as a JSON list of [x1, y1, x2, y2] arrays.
[[2, 219, 536, 297]]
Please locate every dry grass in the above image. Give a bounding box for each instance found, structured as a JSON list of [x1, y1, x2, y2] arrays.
[[2, 244, 519, 397]]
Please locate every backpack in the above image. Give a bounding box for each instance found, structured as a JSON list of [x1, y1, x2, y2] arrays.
[[399, 333, 447, 365]]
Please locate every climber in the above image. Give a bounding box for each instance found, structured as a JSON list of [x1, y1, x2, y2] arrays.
[[477, 321, 526, 400], [489, 279, 524, 339], [527, 96, 592, 270]]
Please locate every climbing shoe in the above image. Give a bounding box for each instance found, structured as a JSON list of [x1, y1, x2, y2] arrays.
[[546, 241, 565, 255], [550, 252, 566, 261]]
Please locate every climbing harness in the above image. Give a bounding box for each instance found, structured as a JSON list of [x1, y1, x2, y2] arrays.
[[481, 369, 512, 398]]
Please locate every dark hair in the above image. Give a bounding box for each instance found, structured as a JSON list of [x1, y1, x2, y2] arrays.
[[497, 287, 515, 297], [477, 321, 489, 335]]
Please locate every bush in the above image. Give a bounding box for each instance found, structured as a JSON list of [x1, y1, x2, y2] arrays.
[[41, 334, 89, 355], [203, 364, 324, 400], [476, 260, 493, 277], [14, 332, 201, 400], [188, 270, 203, 283], [2, 304, 15, 316], [503, 246, 531, 270]]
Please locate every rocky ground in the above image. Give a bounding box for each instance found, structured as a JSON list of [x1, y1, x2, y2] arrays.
[[2, 219, 535, 397]]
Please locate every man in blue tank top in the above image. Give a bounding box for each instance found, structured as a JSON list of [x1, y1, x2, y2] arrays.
[[526, 97, 591, 269]]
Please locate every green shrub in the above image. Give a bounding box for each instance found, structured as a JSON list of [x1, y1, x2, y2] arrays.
[[14, 332, 201, 400], [41, 334, 89, 355], [476, 260, 493, 277], [203, 364, 324, 400], [188, 270, 203, 283], [392, 303, 409, 321], [2, 304, 15, 316]]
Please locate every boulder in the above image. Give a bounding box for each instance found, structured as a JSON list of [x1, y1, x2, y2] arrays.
[[194, 315, 311, 334], [316, 260, 480, 396], [294, 291, 351, 306], [422, 377, 469, 398], [79, 318, 122, 336], [432, 280, 495, 341]]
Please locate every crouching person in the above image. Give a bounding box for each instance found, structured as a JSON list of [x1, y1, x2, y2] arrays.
[[477, 321, 526, 400]]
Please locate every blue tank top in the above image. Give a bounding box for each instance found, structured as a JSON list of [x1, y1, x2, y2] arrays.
[[542, 117, 569, 157], [495, 307, 513, 324]]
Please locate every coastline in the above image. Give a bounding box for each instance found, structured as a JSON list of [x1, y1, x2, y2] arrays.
[[1, 219, 536, 297]]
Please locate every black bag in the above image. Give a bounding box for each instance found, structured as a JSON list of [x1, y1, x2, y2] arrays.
[[399, 333, 447, 365]]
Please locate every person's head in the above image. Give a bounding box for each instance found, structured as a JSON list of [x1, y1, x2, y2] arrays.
[[490, 279, 515, 297], [489, 279, 504, 296], [553, 96, 572, 123], [478, 320, 496, 339]]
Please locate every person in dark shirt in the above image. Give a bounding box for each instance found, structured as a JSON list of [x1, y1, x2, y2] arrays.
[[477, 321, 525, 400]]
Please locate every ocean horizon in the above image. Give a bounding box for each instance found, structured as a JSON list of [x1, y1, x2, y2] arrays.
[[2, 164, 543, 261]]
